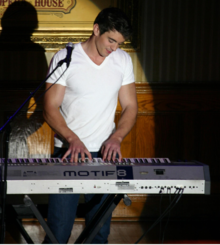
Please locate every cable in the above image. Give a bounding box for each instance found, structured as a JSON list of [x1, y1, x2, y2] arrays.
[[135, 188, 182, 244], [159, 190, 163, 243], [161, 188, 172, 243], [135, 188, 184, 244], [2, 67, 68, 130]]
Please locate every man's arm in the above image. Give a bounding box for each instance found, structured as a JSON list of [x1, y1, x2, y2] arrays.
[[101, 82, 138, 161], [43, 83, 92, 162]]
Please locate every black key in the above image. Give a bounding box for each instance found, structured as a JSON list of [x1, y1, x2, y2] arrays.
[[143, 159, 148, 163], [139, 159, 144, 163]]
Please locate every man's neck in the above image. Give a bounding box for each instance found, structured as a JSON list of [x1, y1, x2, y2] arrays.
[[81, 35, 105, 66]]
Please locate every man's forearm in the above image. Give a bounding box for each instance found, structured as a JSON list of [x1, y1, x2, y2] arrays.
[[43, 107, 79, 143], [101, 105, 137, 161], [110, 105, 137, 142]]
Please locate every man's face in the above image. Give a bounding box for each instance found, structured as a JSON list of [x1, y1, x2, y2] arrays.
[[94, 24, 125, 57]]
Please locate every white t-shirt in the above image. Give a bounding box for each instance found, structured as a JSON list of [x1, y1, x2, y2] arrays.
[[46, 43, 134, 152]]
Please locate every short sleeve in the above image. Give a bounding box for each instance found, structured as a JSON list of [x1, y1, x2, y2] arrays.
[[46, 49, 68, 86], [122, 53, 135, 86]]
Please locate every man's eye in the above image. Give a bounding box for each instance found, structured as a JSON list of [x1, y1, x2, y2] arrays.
[[109, 39, 113, 43]]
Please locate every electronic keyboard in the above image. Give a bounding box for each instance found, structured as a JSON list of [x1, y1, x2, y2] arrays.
[[0, 158, 210, 194]]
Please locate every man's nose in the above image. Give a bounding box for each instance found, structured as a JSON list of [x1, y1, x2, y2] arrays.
[[111, 43, 118, 51]]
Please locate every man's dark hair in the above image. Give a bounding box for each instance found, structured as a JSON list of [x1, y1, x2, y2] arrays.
[[94, 7, 132, 40]]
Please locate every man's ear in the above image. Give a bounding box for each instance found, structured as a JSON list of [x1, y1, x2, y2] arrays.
[[93, 23, 100, 36]]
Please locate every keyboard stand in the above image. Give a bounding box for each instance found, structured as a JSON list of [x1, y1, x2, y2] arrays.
[[6, 205, 34, 244], [23, 195, 59, 244], [6, 194, 124, 244], [75, 194, 124, 244]]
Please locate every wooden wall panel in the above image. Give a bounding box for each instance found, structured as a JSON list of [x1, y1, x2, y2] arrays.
[[135, 115, 155, 158]]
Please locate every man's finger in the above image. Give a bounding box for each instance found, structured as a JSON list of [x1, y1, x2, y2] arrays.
[[118, 150, 122, 162], [70, 151, 75, 163], [101, 145, 104, 155], [102, 150, 107, 161], [107, 150, 113, 161], [102, 145, 111, 160], [85, 149, 92, 161], [81, 152, 85, 162], [62, 149, 71, 161], [74, 149, 80, 163], [74, 153, 78, 163], [112, 151, 117, 161]]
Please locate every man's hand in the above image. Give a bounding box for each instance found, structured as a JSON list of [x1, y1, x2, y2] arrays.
[[101, 136, 122, 162], [62, 137, 92, 163]]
